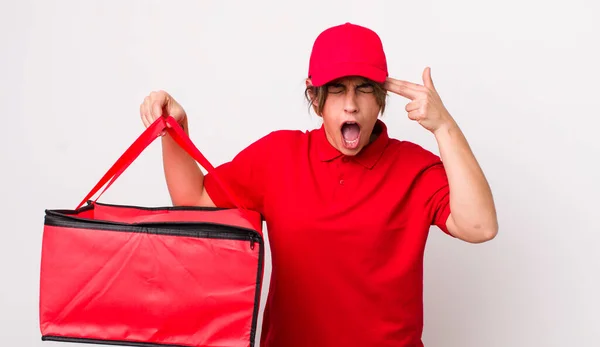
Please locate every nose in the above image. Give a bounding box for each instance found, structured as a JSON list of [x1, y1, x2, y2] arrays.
[[344, 91, 358, 114]]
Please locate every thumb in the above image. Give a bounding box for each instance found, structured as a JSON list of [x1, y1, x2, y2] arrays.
[[422, 67, 435, 90]]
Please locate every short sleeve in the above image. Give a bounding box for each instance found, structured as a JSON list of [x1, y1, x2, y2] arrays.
[[399, 141, 452, 236], [421, 162, 452, 236], [203, 132, 273, 214]]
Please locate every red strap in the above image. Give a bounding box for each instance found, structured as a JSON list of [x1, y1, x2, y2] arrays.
[[76, 116, 245, 213], [163, 116, 247, 211]]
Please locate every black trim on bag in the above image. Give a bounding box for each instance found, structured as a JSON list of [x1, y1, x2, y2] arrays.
[[42, 336, 191, 347], [44, 213, 262, 244], [250, 228, 265, 346], [45, 201, 262, 235], [42, 203, 264, 347], [47, 200, 266, 225]]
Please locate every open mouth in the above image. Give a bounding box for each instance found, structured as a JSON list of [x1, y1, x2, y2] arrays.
[[341, 121, 361, 149]]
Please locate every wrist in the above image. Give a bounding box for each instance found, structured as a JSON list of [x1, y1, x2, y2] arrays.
[[433, 117, 458, 138]]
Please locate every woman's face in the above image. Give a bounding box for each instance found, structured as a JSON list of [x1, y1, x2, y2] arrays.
[[316, 76, 382, 156]]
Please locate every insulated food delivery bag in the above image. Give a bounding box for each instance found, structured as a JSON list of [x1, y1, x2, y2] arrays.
[[39, 116, 264, 347]]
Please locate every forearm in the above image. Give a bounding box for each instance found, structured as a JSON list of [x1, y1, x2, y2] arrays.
[[161, 118, 206, 206], [434, 118, 498, 242]]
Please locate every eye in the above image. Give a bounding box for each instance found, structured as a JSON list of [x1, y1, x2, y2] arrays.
[[327, 84, 345, 94], [356, 83, 374, 93]]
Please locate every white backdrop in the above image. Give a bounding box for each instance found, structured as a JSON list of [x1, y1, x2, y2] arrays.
[[1, 0, 599, 346]]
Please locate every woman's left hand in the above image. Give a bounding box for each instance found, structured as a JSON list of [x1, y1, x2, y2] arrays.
[[384, 67, 455, 134]]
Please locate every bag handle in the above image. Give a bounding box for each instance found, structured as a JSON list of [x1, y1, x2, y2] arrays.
[[75, 116, 246, 213]]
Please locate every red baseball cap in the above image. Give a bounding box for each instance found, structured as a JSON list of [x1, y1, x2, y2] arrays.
[[308, 22, 388, 87]]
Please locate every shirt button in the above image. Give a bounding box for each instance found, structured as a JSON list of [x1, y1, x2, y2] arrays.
[[342, 157, 349, 163], [339, 179, 344, 185]]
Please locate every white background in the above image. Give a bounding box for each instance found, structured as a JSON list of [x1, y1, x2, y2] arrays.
[[1, 0, 599, 346]]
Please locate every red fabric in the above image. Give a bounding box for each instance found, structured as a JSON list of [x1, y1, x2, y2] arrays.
[[40, 116, 264, 346], [203, 119, 452, 347], [308, 22, 388, 86], [40, 206, 261, 346], [75, 115, 260, 231], [87, 202, 260, 232]]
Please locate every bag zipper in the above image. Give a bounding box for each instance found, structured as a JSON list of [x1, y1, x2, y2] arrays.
[[44, 214, 262, 249]]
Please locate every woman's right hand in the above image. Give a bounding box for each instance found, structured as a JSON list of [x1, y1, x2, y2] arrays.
[[139, 90, 187, 132]]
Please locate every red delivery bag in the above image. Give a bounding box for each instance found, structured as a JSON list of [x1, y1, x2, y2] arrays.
[[39, 116, 264, 347]]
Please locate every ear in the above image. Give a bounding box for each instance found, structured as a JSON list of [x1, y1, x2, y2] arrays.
[[306, 78, 320, 115], [305, 78, 312, 88], [306, 78, 315, 103]]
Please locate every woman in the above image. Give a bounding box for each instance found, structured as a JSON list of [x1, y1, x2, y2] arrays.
[[140, 22, 498, 347]]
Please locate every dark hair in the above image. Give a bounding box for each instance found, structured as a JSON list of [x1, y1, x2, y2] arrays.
[[304, 77, 387, 116]]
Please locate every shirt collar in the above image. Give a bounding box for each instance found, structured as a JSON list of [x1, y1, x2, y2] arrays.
[[314, 119, 389, 169]]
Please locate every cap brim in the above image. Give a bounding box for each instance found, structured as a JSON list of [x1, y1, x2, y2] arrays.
[[310, 62, 388, 87]]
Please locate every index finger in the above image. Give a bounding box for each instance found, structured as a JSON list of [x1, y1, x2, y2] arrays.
[[386, 77, 425, 90], [384, 79, 423, 100], [152, 101, 164, 121]]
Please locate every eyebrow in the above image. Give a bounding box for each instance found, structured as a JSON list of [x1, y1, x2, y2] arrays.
[[328, 80, 372, 87]]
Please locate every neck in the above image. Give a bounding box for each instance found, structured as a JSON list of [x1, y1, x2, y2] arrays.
[[369, 121, 382, 143]]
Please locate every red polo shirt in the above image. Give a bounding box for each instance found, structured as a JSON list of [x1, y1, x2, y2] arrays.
[[203, 119, 452, 347]]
